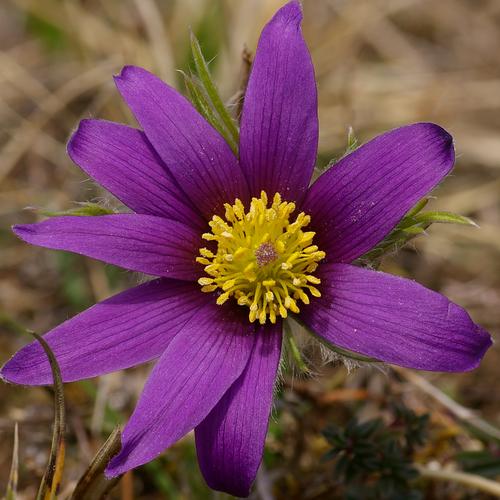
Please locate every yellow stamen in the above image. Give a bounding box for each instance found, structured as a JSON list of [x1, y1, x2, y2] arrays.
[[197, 191, 325, 324]]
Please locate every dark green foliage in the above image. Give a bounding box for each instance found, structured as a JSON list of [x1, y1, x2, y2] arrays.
[[322, 405, 429, 499], [392, 403, 430, 454]]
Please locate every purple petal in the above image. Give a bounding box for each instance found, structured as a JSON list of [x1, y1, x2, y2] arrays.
[[68, 119, 205, 229], [106, 305, 256, 477], [302, 123, 455, 263], [195, 323, 282, 497], [13, 214, 200, 280], [239, 1, 318, 202], [114, 66, 249, 219], [1, 280, 207, 385], [301, 263, 492, 372]]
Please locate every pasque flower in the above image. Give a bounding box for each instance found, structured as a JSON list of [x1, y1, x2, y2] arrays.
[[1, 1, 492, 496]]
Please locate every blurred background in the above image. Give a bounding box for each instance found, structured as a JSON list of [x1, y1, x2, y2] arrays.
[[0, 0, 499, 498]]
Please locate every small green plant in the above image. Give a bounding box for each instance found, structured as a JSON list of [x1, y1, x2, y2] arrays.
[[322, 405, 430, 499]]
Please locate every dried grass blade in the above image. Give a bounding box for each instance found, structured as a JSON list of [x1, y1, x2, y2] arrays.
[[70, 427, 122, 500], [31, 332, 66, 500], [6, 422, 19, 500]]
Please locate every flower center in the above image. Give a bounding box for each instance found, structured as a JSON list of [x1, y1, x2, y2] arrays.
[[197, 191, 326, 325]]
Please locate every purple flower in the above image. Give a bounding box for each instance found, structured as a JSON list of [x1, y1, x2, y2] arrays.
[[1, 1, 492, 496]]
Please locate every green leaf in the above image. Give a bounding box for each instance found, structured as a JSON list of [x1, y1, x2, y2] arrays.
[[6, 423, 19, 500], [323, 127, 360, 171], [181, 71, 238, 154], [31, 332, 66, 500], [412, 210, 477, 227], [283, 320, 310, 374], [182, 71, 218, 122], [70, 427, 122, 500], [190, 33, 239, 148], [38, 202, 115, 217], [404, 197, 430, 218], [359, 198, 477, 265], [346, 126, 358, 154]]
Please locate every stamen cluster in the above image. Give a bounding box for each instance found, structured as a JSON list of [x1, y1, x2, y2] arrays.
[[197, 192, 326, 324]]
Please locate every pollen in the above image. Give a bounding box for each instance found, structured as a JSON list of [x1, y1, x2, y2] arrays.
[[197, 191, 326, 325]]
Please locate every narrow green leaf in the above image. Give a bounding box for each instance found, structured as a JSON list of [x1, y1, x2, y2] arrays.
[[402, 225, 428, 235], [181, 71, 238, 154], [182, 71, 217, 122], [38, 202, 115, 217], [404, 197, 430, 218], [6, 423, 19, 500], [31, 332, 66, 500], [283, 320, 309, 374], [71, 427, 122, 500], [360, 230, 421, 264], [346, 126, 358, 154], [413, 210, 478, 227], [359, 198, 477, 265], [396, 217, 426, 230], [324, 127, 361, 170], [190, 33, 239, 146]]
